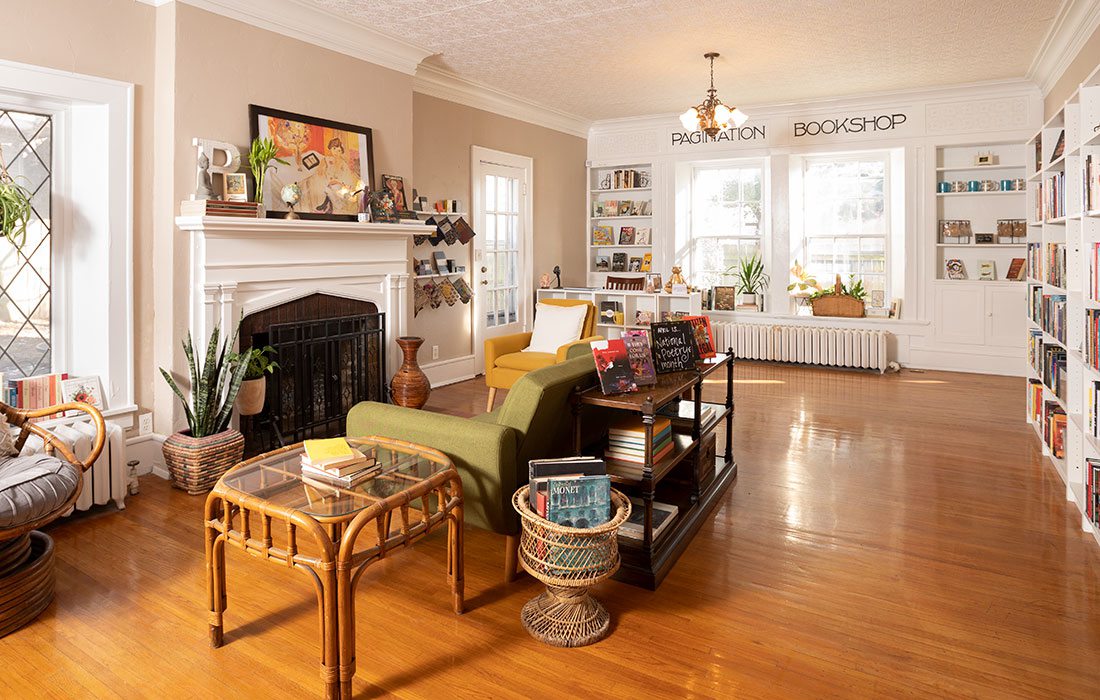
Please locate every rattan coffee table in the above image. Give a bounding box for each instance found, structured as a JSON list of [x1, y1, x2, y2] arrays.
[[203, 435, 464, 700]]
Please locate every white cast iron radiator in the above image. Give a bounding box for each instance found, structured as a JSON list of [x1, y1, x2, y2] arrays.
[[712, 322, 890, 373], [20, 419, 129, 512]]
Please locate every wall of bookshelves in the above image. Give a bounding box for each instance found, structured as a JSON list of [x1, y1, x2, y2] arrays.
[[1024, 62, 1100, 549], [587, 162, 655, 285]]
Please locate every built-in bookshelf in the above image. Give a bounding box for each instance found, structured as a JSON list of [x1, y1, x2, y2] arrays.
[[934, 143, 1028, 282], [536, 288, 701, 341], [587, 162, 654, 285], [1024, 61, 1100, 548]]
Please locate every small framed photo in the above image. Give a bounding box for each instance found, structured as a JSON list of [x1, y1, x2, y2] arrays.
[[380, 174, 410, 213], [713, 286, 737, 311], [975, 233, 995, 244], [223, 173, 248, 202], [60, 376, 106, 412]]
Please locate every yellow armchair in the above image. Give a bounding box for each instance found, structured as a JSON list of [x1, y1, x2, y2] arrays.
[[484, 299, 600, 411]]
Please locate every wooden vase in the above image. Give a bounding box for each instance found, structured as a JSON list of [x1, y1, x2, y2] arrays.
[[390, 336, 431, 409]]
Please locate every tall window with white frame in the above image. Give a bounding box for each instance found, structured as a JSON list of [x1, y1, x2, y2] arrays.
[[0, 109, 51, 378], [689, 163, 764, 289], [800, 153, 889, 304]]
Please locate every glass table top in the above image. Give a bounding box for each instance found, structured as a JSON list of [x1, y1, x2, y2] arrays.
[[220, 438, 452, 519]]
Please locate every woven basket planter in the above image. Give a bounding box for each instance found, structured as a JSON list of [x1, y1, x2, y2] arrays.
[[163, 428, 244, 495], [512, 486, 631, 647]]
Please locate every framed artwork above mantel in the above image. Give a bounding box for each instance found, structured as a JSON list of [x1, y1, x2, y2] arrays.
[[249, 104, 375, 221]]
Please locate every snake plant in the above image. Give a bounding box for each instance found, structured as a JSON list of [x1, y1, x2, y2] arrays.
[[160, 322, 251, 437]]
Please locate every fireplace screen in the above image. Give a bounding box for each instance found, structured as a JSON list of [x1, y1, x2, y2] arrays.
[[245, 312, 385, 455]]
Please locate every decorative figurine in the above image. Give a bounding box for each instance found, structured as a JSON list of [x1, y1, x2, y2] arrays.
[[552, 265, 562, 289], [538, 273, 552, 289], [280, 183, 301, 219], [664, 266, 686, 293], [191, 137, 241, 201]]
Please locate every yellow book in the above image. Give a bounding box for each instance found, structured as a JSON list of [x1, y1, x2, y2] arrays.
[[303, 437, 356, 463]]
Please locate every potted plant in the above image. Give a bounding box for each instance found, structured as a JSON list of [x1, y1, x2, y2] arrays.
[[787, 260, 821, 314], [808, 274, 867, 318], [235, 345, 278, 416], [0, 153, 32, 248], [159, 323, 251, 495], [248, 137, 289, 207], [728, 253, 769, 310]]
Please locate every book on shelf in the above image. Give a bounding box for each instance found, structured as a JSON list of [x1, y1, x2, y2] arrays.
[[599, 301, 624, 326], [1086, 154, 1100, 213], [618, 200, 633, 216], [1006, 258, 1026, 281], [683, 315, 716, 359], [180, 199, 262, 217], [592, 225, 614, 245], [618, 497, 678, 542], [1051, 130, 1065, 162], [618, 226, 636, 245], [1043, 400, 1066, 458], [545, 474, 612, 527], [628, 256, 643, 272], [658, 400, 717, 427], [1027, 378, 1043, 423], [611, 252, 627, 272], [1087, 458, 1100, 529], [595, 256, 610, 272], [621, 330, 657, 386], [527, 456, 606, 512], [634, 310, 653, 326], [641, 252, 652, 272], [10, 373, 68, 422], [945, 258, 966, 280], [606, 415, 674, 465], [591, 339, 637, 395], [978, 260, 996, 281]]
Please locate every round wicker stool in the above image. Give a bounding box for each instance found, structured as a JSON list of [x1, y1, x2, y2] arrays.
[[0, 532, 56, 638], [512, 486, 631, 648]]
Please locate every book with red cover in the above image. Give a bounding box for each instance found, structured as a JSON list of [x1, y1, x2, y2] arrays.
[[591, 339, 637, 395], [621, 330, 656, 386], [1007, 258, 1026, 281], [683, 315, 716, 359]]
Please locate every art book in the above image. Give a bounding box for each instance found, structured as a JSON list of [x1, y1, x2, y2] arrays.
[[683, 315, 716, 359], [945, 259, 966, 280], [1007, 258, 1026, 281], [622, 330, 656, 386], [635, 227, 651, 245], [611, 252, 627, 272], [545, 475, 612, 528], [592, 225, 614, 245], [591, 339, 637, 395], [641, 253, 652, 272], [528, 456, 606, 511], [619, 226, 635, 245], [629, 256, 643, 272], [618, 201, 632, 216], [59, 376, 106, 413]]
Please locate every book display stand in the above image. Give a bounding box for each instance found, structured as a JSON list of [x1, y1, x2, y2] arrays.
[[571, 352, 736, 589]]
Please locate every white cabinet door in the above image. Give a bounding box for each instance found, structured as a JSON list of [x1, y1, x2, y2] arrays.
[[984, 286, 1024, 348], [933, 283, 985, 345]]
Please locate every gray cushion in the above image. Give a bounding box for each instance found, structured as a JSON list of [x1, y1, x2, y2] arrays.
[[0, 454, 80, 529]]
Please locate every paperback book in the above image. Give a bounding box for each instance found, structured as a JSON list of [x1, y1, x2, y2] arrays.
[[591, 339, 637, 395], [683, 315, 716, 359], [621, 330, 657, 386], [618, 498, 679, 542]]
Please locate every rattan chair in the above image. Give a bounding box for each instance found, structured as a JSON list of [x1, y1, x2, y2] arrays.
[[0, 402, 105, 637]]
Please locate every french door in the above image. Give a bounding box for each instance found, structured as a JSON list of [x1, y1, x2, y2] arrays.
[[472, 148, 532, 368]]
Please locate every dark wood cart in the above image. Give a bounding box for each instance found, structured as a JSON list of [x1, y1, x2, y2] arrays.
[[572, 352, 736, 589]]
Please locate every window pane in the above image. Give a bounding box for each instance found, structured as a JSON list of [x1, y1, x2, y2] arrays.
[[0, 109, 52, 378], [485, 175, 496, 211], [691, 164, 764, 281]]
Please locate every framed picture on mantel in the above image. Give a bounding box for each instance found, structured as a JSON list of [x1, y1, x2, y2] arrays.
[[249, 104, 375, 221]]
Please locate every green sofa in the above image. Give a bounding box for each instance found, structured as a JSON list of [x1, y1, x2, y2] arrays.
[[346, 350, 598, 578]]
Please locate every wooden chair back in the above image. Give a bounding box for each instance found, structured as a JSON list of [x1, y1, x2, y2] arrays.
[[605, 276, 645, 291]]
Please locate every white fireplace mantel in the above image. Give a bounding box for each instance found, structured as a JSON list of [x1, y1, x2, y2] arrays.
[[176, 215, 417, 378]]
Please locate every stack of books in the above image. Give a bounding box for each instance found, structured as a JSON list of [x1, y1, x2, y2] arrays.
[[300, 438, 377, 487], [618, 497, 678, 542], [179, 199, 262, 218], [605, 416, 673, 465]]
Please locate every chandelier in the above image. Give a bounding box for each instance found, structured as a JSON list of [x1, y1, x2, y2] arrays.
[[679, 52, 748, 136]]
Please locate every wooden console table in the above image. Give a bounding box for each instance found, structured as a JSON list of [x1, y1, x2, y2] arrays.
[[572, 352, 735, 589], [203, 435, 464, 699]]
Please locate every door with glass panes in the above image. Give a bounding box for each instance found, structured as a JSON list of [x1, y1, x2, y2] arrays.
[[473, 155, 529, 357]]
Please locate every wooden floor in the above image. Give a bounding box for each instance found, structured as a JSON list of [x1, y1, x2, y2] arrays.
[[3, 363, 1099, 699]]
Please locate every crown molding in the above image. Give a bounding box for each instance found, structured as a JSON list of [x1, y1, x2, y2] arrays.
[[588, 79, 1040, 133], [135, 0, 174, 6], [169, 0, 432, 75], [1028, 0, 1100, 96], [413, 63, 590, 138]]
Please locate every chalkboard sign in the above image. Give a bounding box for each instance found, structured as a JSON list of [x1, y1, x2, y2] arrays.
[[650, 321, 699, 373]]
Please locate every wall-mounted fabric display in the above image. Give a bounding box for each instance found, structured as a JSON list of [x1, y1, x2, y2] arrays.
[[413, 279, 429, 317], [425, 281, 444, 308], [452, 277, 473, 304], [439, 278, 459, 306]]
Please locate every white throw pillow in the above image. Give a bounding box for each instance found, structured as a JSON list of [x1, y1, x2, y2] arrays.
[[523, 303, 589, 354]]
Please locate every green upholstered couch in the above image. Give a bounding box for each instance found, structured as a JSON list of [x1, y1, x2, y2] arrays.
[[346, 349, 599, 576]]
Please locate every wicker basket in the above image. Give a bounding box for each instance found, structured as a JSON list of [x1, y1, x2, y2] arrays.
[[163, 428, 244, 495], [512, 485, 631, 647]]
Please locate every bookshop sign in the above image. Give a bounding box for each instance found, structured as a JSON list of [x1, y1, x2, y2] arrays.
[[664, 108, 916, 151], [670, 124, 768, 147]]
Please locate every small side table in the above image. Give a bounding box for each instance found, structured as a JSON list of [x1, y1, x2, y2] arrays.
[[512, 486, 631, 647], [204, 435, 464, 699]]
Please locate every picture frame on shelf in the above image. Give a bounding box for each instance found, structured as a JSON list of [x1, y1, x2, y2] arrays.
[[713, 286, 737, 311], [380, 174, 410, 213], [945, 259, 967, 280], [368, 189, 399, 223], [59, 376, 106, 413], [249, 104, 374, 220], [223, 172, 248, 202], [978, 260, 996, 281]]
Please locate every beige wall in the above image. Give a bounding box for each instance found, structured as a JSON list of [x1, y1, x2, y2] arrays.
[[411, 93, 587, 362], [4, 0, 157, 412], [1045, 24, 1100, 118]]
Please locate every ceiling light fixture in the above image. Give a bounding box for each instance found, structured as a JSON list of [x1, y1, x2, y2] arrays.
[[679, 52, 748, 136]]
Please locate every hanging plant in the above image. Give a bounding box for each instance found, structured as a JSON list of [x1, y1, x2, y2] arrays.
[[0, 150, 32, 248]]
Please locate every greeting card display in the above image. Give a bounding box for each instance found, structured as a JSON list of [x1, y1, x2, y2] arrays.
[[591, 339, 637, 395], [650, 321, 700, 373]]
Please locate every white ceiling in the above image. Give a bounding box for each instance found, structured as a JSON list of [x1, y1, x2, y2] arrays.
[[305, 0, 1063, 121]]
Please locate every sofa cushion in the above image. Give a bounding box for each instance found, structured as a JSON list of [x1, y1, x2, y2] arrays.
[[494, 351, 555, 372], [524, 302, 588, 353], [0, 453, 80, 529]]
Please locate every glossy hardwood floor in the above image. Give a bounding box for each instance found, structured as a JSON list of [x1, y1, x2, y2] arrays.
[[3, 363, 1099, 699]]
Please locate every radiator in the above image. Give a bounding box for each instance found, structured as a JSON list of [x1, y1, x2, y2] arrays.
[[713, 322, 890, 373], [20, 419, 129, 512]]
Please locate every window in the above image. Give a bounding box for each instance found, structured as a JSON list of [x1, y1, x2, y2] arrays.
[[800, 154, 889, 302], [689, 163, 764, 289], [483, 172, 519, 327], [0, 109, 51, 378]]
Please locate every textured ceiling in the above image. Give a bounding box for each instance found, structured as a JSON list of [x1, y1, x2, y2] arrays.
[[305, 0, 1061, 120]]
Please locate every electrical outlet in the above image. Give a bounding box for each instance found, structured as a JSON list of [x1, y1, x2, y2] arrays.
[[138, 412, 153, 436], [431, 345, 440, 360]]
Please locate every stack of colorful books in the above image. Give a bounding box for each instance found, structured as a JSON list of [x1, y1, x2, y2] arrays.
[[605, 416, 673, 465], [300, 438, 377, 487]]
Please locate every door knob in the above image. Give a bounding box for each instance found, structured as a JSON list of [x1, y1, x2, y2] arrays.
[[481, 266, 488, 273], [480, 280, 488, 285]]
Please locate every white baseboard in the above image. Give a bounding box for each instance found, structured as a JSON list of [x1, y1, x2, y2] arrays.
[[907, 348, 1024, 377], [421, 354, 479, 388], [125, 433, 168, 479]]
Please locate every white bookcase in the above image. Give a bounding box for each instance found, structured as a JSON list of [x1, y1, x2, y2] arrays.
[[536, 288, 701, 341], [587, 162, 655, 286], [1025, 60, 1100, 549]]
